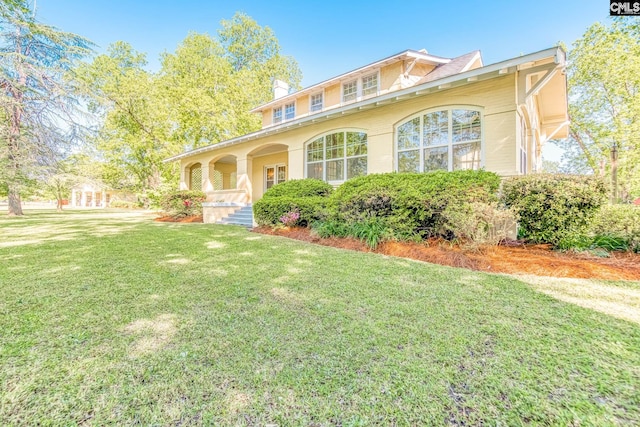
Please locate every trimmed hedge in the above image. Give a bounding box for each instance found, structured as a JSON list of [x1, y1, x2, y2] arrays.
[[501, 174, 607, 245], [327, 170, 501, 239], [160, 190, 206, 218], [254, 179, 333, 226]]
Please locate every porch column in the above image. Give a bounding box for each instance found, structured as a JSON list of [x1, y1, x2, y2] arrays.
[[236, 156, 253, 204], [91, 191, 96, 207], [202, 162, 213, 192], [179, 163, 189, 190], [71, 189, 77, 207], [81, 191, 87, 208], [287, 146, 304, 179], [101, 191, 107, 208]]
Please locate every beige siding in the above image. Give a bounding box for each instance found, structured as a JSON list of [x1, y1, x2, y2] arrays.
[[324, 83, 341, 108], [181, 75, 519, 202], [380, 62, 403, 93], [297, 95, 309, 116], [262, 110, 271, 127]]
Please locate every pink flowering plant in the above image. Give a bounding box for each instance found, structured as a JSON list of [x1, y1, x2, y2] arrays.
[[279, 209, 301, 227]]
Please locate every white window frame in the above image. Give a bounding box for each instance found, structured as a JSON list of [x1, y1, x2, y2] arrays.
[[273, 106, 283, 124], [304, 129, 368, 184], [342, 80, 358, 103], [361, 71, 379, 98], [394, 105, 484, 173], [310, 91, 324, 113], [265, 163, 287, 191], [285, 102, 296, 120]]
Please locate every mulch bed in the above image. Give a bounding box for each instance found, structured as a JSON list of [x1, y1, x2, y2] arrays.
[[154, 215, 203, 223], [253, 226, 640, 281]]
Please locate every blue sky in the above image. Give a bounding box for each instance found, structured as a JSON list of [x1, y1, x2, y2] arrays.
[[37, 0, 609, 88]]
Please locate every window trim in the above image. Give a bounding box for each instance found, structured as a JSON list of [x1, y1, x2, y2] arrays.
[[342, 79, 358, 103], [361, 71, 379, 98], [264, 163, 287, 191], [310, 91, 324, 113], [394, 105, 484, 173], [304, 128, 368, 184], [272, 106, 283, 124], [284, 101, 296, 120], [341, 70, 380, 104]]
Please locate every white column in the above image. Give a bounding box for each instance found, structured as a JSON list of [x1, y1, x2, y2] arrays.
[[71, 189, 77, 207], [91, 191, 96, 207], [81, 191, 87, 208], [101, 191, 107, 208], [179, 163, 189, 190]]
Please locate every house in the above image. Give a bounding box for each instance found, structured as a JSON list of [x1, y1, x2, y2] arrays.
[[70, 182, 135, 208], [165, 46, 569, 224]]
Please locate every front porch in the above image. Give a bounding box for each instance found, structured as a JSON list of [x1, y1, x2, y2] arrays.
[[181, 144, 290, 224]]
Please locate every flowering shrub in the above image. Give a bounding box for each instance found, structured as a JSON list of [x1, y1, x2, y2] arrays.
[[160, 190, 206, 218], [279, 210, 301, 227]]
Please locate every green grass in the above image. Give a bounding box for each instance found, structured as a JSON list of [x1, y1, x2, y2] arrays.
[[1, 210, 639, 425]]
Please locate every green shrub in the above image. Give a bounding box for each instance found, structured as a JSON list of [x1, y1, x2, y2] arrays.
[[328, 170, 501, 240], [310, 218, 392, 249], [160, 190, 206, 218], [501, 174, 607, 246], [254, 179, 334, 226], [254, 196, 328, 226], [442, 202, 519, 249], [262, 179, 333, 198], [590, 204, 640, 252], [310, 220, 351, 239]]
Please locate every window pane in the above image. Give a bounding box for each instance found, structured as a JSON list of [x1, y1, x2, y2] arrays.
[[346, 132, 367, 156], [452, 109, 481, 142], [347, 157, 367, 179], [277, 165, 286, 182], [398, 150, 420, 173], [362, 73, 378, 96], [285, 103, 295, 120], [325, 132, 344, 159], [273, 107, 282, 124], [343, 80, 357, 102], [453, 142, 481, 170], [307, 162, 323, 180], [307, 138, 324, 162], [423, 111, 448, 146], [424, 146, 448, 171], [326, 159, 344, 181], [397, 118, 420, 150], [311, 93, 323, 112]]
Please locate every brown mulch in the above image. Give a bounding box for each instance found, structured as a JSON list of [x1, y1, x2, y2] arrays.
[[154, 215, 203, 223], [253, 226, 640, 281]]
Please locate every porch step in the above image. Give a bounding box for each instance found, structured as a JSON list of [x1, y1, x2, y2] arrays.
[[216, 205, 254, 228]]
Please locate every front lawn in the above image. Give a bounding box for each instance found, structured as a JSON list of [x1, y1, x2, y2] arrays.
[[1, 210, 639, 425]]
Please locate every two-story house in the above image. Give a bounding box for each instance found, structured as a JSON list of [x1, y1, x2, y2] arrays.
[[165, 46, 568, 224]]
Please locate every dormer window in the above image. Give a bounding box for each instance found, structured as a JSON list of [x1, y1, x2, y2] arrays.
[[342, 80, 358, 103], [310, 93, 323, 112], [273, 106, 282, 124], [285, 102, 295, 120], [362, 72, 378, 97]]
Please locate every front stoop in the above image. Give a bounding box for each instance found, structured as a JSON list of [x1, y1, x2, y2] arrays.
[[216, 205, 254, 228]]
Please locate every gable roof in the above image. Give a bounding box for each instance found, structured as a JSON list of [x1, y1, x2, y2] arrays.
[[165, 47, 566, 163], [250, 49, 452, 113], [418, 50, 482, 84]]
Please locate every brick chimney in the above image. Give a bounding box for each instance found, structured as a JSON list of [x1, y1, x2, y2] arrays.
[[273, 80, 289, 100]]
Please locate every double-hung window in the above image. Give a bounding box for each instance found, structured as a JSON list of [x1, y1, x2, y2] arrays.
[[362, 72, 378, 97], [273, 106, 282, 124], [310, 93, 323, 112], [285, 102, 295, 120], [342, 80, 358, 103]]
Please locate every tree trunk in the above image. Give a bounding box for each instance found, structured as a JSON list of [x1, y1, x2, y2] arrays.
[[56, 198, 63, 212], [7, 185, 23, 216]]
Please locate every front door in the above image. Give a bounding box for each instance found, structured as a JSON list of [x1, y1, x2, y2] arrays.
[[265, 164, 286, 190]]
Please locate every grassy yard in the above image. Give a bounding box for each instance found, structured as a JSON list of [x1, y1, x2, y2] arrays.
[[1, 210, 639, 425]]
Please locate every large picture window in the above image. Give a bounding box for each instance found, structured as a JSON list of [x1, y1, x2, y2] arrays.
[[306, 131, 367, 183], [396, 107, 482, 173]]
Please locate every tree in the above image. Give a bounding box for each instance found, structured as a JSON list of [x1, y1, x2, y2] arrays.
[[75, 42, 175, 205], [0, 1, 93, 215], [563, 19, 640, 200]]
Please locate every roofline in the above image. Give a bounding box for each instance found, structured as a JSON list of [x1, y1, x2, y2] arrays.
[[249, 49, 451, 113], [164, 46, 565, 163]]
